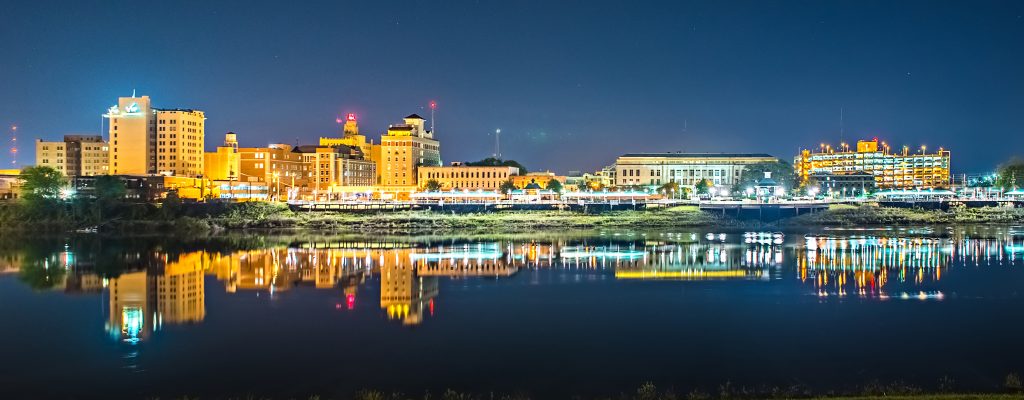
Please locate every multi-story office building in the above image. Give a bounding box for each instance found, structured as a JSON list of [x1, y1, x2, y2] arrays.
[[155, 109, 205, 177], [615, 153, 778, 191], [238, 144, 307, 197], [35, 135, 109, 177], [292, 144, 377, 194], [794, 138, 951, 190], [319, 113, 381, 184], [105, 96, 155, 175], [380, 114, 440, 187], [417, 163, 520, 191], [104, 95, 205, 177]]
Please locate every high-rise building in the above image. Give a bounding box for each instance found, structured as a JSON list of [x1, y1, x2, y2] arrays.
[[614, 153, 778, 191], [35, 135, 109, 177], [794, 138, 951, 190], [155, 109, 205, 177], [104, 95, 205, 177], [380, 114, 440, 187]]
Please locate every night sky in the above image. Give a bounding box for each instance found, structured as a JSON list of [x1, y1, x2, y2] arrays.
[[2, 0, 1023, 174]]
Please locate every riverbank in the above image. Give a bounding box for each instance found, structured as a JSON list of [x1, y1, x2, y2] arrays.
[[4, 202, 1024, 234]]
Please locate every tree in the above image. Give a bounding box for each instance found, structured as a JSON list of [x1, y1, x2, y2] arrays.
[[18, 166, 65, 201], [995, 158, 1024, 191], [499, 179, 517, 194], [91, 175, 127, 222], [658, 181, 679, 197], [465, 157, 528, 175], [94, 175, 126, 201], [695, 179, 712, 195], [18, 258, 67, 290], [424, 179, 442, 192], [545, 179, 564, 193], [731, 161, 797, 195], [161, 190, 182, 219]]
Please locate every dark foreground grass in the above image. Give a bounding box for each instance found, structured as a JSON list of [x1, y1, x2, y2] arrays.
[[151, 378, 1024, 400]]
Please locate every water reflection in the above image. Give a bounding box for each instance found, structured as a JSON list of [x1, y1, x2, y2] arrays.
[[4, 227, 1024, 341]]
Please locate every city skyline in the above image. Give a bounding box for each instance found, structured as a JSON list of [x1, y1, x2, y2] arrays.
[[3, 1, 1023, 174]]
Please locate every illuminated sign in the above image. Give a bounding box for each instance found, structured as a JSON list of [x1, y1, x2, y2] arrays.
[[124, 102, 140, 114], [346, 113, 356, 122]]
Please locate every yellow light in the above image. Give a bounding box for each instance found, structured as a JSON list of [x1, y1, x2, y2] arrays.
[[614, 270, 747, 279]]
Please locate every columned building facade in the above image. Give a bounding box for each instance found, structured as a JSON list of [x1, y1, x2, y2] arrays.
[[615, 153, 778, 192]]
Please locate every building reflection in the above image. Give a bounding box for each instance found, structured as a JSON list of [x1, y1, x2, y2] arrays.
[[11, 228, 1024, 338], [105, 252, 206, 343], [799, 229, 1024, 297]]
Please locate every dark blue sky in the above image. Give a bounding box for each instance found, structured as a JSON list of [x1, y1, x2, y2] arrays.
[[2, 0, 1022, 173]]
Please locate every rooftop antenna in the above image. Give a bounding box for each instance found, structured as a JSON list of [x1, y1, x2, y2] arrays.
[[132, 88, 136, 98], [494, 128, 501, 159], [429, 100, 437, 134]]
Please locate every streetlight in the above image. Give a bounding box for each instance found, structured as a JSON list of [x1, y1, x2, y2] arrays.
[[272, 171, 280, 201]]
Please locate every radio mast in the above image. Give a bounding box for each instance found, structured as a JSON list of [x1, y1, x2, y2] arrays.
[[8, 125, 17, 168]]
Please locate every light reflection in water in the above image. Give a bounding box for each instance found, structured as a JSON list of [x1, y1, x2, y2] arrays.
[[4, 229, 1023, 341]]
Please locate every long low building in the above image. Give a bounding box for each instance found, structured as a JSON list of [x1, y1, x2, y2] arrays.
[[615, 153, 778, 191], [417, 164, 519, 191]]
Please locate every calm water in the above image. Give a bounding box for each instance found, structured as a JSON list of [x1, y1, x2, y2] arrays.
[[1, 227, 1024, 399]]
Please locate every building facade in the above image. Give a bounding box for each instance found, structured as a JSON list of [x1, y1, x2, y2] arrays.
[[105, 96, 155, 175], [380, 114, 440, 187], [807, 172, 878, 197], [36, 135, 109, 177], [417, 164, 519, 191], [155, 109, 205, 177], [794, 138, 951, 190], [105, 95, 205, 177], [237, 144, 307, 199], [614, 153, 778, 191], [292, 144, 377, 194], [203, 132, 241, 181]]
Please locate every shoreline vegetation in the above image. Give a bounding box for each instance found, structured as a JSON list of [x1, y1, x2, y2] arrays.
[[3, 202, 1024, 235], [133, 379, 1024, 400]]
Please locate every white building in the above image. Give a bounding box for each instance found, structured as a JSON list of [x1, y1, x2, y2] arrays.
[[614, 153, 777, 191]]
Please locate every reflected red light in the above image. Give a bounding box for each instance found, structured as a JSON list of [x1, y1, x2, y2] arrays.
[[346, 293, 355, 310], [429, 299, 434, 316]]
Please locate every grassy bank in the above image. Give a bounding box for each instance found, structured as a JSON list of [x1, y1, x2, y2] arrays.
[[783, 204, 1024, 226], [206, 205, 734, 234], [4, 201, 1024, 235]]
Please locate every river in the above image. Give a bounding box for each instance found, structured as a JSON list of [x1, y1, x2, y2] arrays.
[[1, 226, 1022, 399]]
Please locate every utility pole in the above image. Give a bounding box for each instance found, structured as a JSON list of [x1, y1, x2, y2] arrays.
[[494, 128, 501, 159], [430, 101, 437, 134]]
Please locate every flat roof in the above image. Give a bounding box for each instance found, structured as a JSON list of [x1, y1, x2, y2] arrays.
[[619, 153, 775, 158]]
